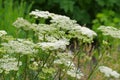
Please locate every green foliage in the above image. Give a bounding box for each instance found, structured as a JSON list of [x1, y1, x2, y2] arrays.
[[0, 10, 97, 80], [96, 0, 120, 8], [0, 9, 120, 80], [0, 0, 33, 37], [1, 0, 120, 79], [25, 0, 120, 26], [92, 10, 120, 30], [92, 9, 120, 47], [56, 0, 75, 13]]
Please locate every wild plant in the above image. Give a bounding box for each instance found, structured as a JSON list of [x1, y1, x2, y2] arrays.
[[0, 10, 120, 80]]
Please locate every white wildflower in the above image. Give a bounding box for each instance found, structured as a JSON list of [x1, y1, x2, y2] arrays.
[[98, 26, 120, 39], [72, 25, 82, 30], [67, 68, 84, 79], [54, 59, 63, 65], [37, 39, 69, 50], [69, 26, 97, 42], [54, 58, 74, 67], [72, 26, 97, 38], [50, 16, 76, 30], [111, 71, 120, 78], [0, 55, 22, 73], [29, 10, 96, 43], [30, 10, 77, 30], [30, 9, 70, 20], [30, 9, 52, 19], [53, 52, 83, 79], [99, 66, 120, 78], [54, 52, 74, 67], [1, 39, 37, 55], [80, 27, 97, 38], [13, 17, 33, 30], [34, 24, 57, 34], [51, 12, 70, 20], [99, 66, 112, 77], [45, 36, 57, 42], [0, 30, 7, 37]]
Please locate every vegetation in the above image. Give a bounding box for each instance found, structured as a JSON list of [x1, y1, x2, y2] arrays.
[[0, 0, 120, 80], [0, 0, 33, 36]]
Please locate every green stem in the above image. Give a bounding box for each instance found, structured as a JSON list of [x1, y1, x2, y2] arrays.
[[24, 55, 28, 80], [33, 52, 51, 79], [61, 50, 80, 79], [87, 50, 107, 80]]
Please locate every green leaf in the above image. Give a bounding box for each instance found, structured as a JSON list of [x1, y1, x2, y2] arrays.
[[59, 0, 75, 12], [73, 6, 90, 24]]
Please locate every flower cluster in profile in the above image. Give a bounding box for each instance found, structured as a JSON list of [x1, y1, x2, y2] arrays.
[[29, 9, 97, 43], [99, 66, 120, 78], [0, 30, 7, 37], [54, 52, 84, 79], [13, 18, 33, 30], [0, 55, 22, 74], [1, 39, 37, 55], [37, 39, 69, 51], [67, 68, 84, 79], [98, 26, 120, 39]]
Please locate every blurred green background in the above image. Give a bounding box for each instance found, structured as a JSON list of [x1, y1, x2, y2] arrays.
[[1, 0, 120, 36]]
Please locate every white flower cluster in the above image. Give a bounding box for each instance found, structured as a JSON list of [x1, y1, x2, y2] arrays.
[[98, 26, 120, 39], [0, 30, 7, 37], [44, 36, 58, 42], [54, 53, 83, 79], [69, 25, 97, 42], [30, 9, 52, 19], [37, 39, 69, 51], [34, 24, 57, 34], [54, 55, 74, 67], [29, 10, 97, 43], [67, 68, 84, 79], [0, 55, 22, 73], [13, 18, 34, 30], [80, 27, 97, 38], [50, 15, 77, 31], [30, 9, 70, 21], [71, 25, 97, 38], [99, 66, 120, 78], [1, 39, 37, 55]]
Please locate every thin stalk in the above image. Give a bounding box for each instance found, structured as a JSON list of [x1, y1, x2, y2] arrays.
[[24, 55, 28, 80], [87, 50, 107, 80], [33, 52, 51, 79], [53, 69, 60, 80], [17, 53, 21, 66], [58, 68, 62, 80], [61, 50, 80, 79]]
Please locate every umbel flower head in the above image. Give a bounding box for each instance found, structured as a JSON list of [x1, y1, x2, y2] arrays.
[[99, 66, 120, 78], [37, 39, 69, 51], [1, 39, 37, 55], [13, 18, 34, 31], [29, 10, 97, 43], [98, 26, 120, 39], [30, 10, 52, 19], [0, 30, 7, 37], [0, 55, 22, 74], [54, 52, 84, 79]]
